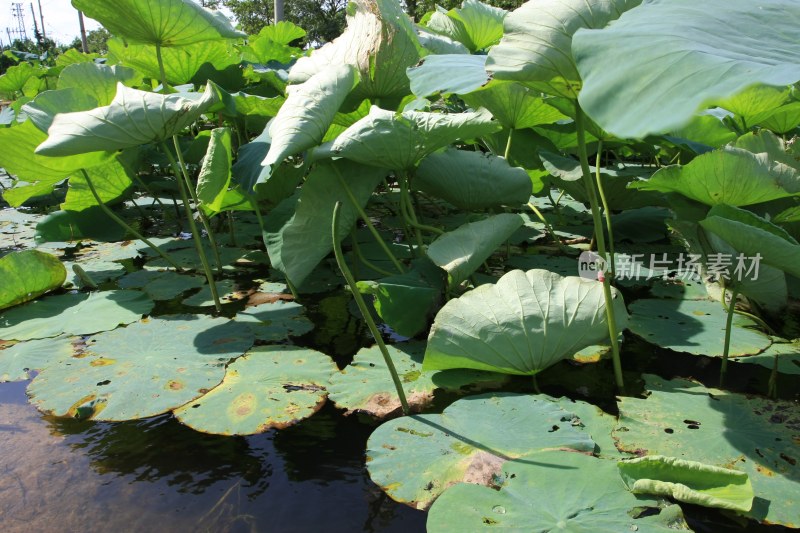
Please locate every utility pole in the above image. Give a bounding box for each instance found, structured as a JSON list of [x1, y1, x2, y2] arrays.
[[37, 0, 45, 39], [274, 0, 284, 23], [78, 10, 88, 53], [11, 3, 28, 41]]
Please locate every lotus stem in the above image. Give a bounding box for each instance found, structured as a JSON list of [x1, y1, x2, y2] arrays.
[[333, 170, 405, 274], [155, 43, 167, 90], [527, 202, 566, 251], [352, 229, 395, 277], [575, 104, 624, 392], [160, 143, 222, 312], [768, 348, 778, 399], [172, 136, 224, 274], [504, 128, 514, 161], [79, 169, 183, 271], [720, 288, 740, 387], [332, 201, 410, 415], [595, 141, 616, 278], [400, 173, 443, 238]]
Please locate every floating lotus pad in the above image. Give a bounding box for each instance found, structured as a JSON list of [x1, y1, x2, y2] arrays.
[[234, 301, 314, 342], [118, 269, 205, 300], [0, 336, 75, 382], [0, 291, 153, 341], [627, 298, 771, 357], [366, 393, 596, 509], [328, 343, 508, 417], [618, 455, 754, 512], [174, 345, 337, 435], [182, 279, 245, 307], [427, 450, 689, 532], [0, 249, 66, 311], [27, 315, 254, 421], [733, 342, 800, 375], [614, 375, 800, 526]]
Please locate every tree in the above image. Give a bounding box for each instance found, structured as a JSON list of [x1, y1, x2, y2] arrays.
[[223, 0, 346, 44], [68, 28, 112, 55]]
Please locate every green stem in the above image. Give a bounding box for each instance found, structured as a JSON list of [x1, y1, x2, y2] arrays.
[[172, 136, 223, 274], [79, 169, 183, 271], [400, 173, 443, 236], [720, 288, 740, 387], [575, 104, 624, 392], [332, 201, 409, 415], [399, 174, 426, 249], [768, 348, 778, 399], [527, 202, 566, 251], [595, 141, 616, 278], [155, 43, 167, 90], [334, 171, 405, 274], [352, 229, 395, 277], [504, 128, 514, 161], [160, 143, 222, 312]]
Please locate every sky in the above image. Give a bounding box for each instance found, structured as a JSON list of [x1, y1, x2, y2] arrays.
[[0, 0, 235, 46]]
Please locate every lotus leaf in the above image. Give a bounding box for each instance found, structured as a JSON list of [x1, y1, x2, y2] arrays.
[[0, 291, 153, 341], [58, 62, 142, 106], [427, 450, 688, 532], [406, 54, 489, 97], [174, 345, 336, 435], [426, 0, 506, 52], [331, 106, 500, 170], [632, 147, 799, 206], [0, 336, 74, 382], [0, 250, 66, 311], [328, 343, 506, 417], [618, 455, 754, 512], [233, 301, 314, 342], [415, 149, 532, 210], [424, 269, 628, 375], [366, 393, 596, 509], [574, 0, 800, 138], [36, 83, 218, 157], [72, 0, 245, 47], [289, 0, 421, 100], [118, 269, 205, 300], [263, 64, 356, 170], [615, 375, 800, 526], [427, 214, 524, 286], [27, 315, 253, 421], [486, 0, 642, 98], [264, 160, 385, 286]]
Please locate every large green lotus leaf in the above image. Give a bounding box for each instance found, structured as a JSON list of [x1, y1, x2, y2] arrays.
[[760, 101, 800, 134], [700, 204, 800, 279], [0, 62, 37, 98], [21, 88, 99, 133], [0, 120, 111, 187], [27, 315, 254, 421], [427, 450, 687, 532], [486, 0, 642, 98], [734, 130, 799, 171], [196, 127, 233, 216], [366, 393, 596, 509], [424, 269, 627, 375], [574, 0, 800, 138], [357, 259, 444, 338], [632, 147, 800, 206], [107, 37, 239, 86], [735, 341, 800, 375], [173, 345, 335, 434], [61, 156, 134, 212], [329, 342, 507, 418], [117, 269, 205, 300], [264, 160, 385, 286], [211, 85, 284, 120], [0, 336, 75, 382], [462, 80, 568, 130], [230, 129, 305, 201], [35, 83, 218, 157], [331, 106, 500, 170], [665, 115, 738, 152], [240, 24, 304, 64], [262, 64, 356, 169], [428, 214, 525, 286], [615, 375, 800, 526], [716, 84, 791, 128], [72, 0, 245, 46], [415, 149, 531, 210], [406, 54, 489, 97], [0, 250, 66, 311], [417, 28, 470, 55], [627, 298, 771, 357], [34, 208, 127, 243], [432, 0, 506, 52], [618, 455, 754, 512], [58, 62, 142, 106], [255, 20, 306, 45], [233, 301, 314, 342], [289, 0, 421, 100], [0, 291, 153, 341]]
